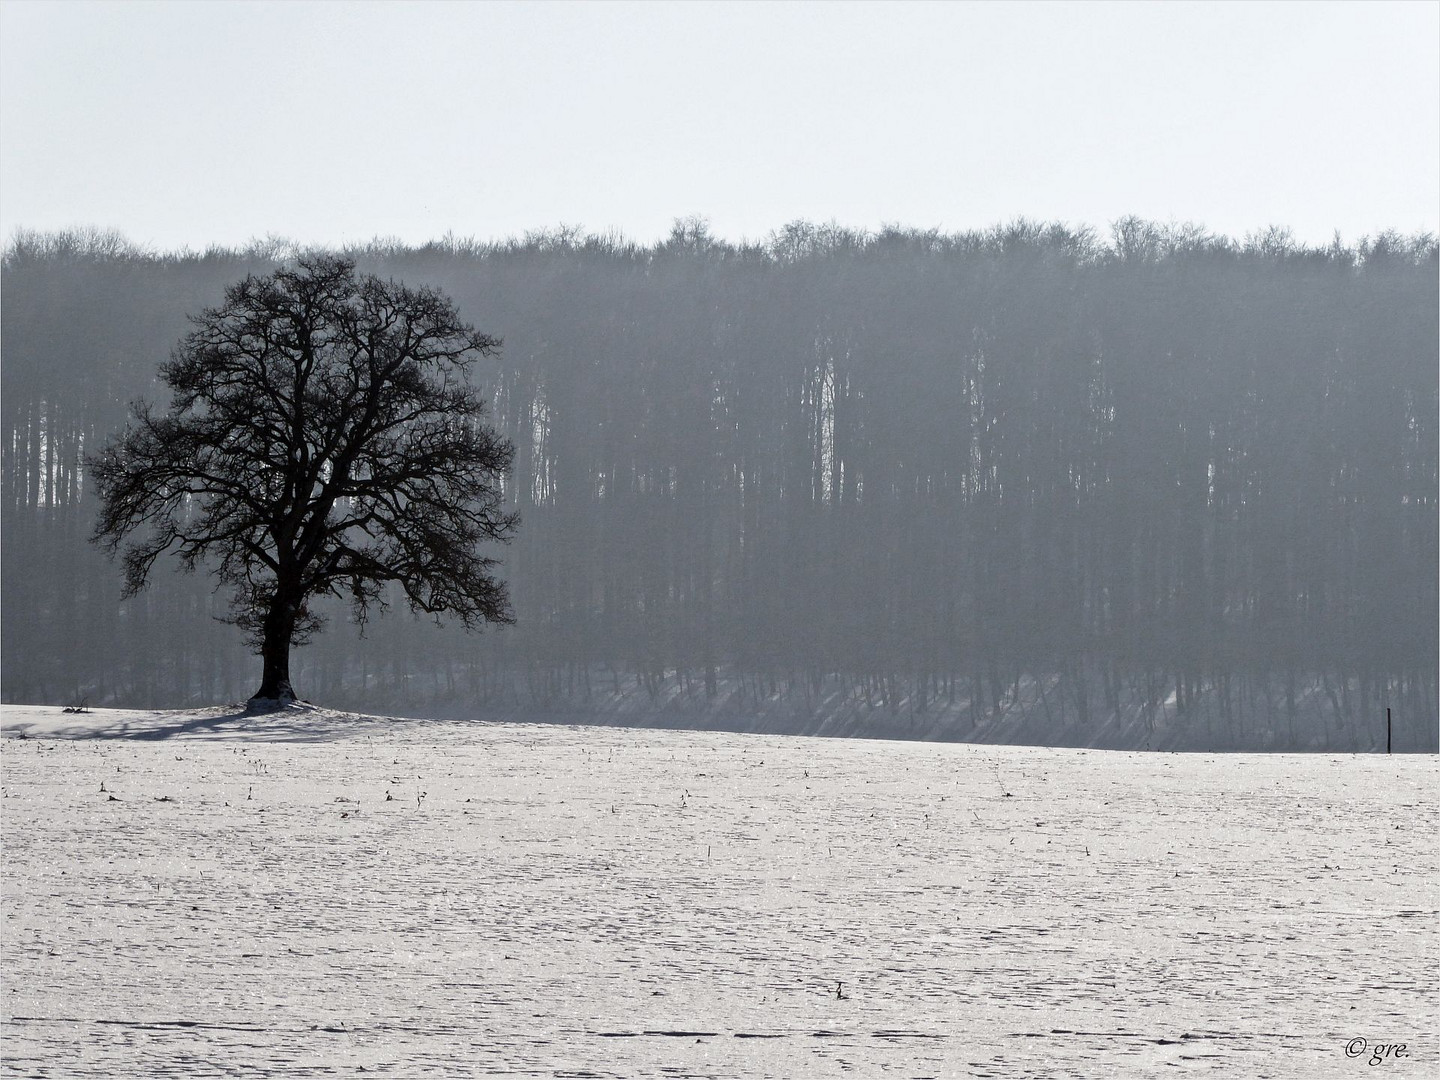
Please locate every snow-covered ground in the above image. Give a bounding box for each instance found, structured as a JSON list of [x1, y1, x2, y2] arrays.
[[2, 703, 1436, 1077]]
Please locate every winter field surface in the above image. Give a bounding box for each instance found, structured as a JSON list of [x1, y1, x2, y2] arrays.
[[1, 704, 1436, 1078]]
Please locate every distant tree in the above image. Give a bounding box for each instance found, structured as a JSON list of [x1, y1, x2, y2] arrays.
[[89, 255, 517, 703]]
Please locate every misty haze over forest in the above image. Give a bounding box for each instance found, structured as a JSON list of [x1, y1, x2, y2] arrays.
[[2, 218, 1436, 751]]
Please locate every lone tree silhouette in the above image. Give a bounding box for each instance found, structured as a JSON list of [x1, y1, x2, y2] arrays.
[[90, 255, 517, 704]]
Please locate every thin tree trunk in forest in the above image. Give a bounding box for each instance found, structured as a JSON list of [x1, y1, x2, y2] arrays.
[[1071, 663, 1091, 731], [1035, 670, 1054, 728], [1322, 673, 1342, 746], [1286, 668, 1297, 743], [28, 401, 42, 510], [1103, 662, 1121, 721]]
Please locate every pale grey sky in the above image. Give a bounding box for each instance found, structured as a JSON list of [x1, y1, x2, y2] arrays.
[[1, 0, 1436, 251]]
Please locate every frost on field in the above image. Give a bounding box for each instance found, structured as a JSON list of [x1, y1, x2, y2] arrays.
[[2, 704, 1436, 1077]]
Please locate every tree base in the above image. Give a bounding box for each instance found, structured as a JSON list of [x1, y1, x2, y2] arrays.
[[246, 692, 301, 714]]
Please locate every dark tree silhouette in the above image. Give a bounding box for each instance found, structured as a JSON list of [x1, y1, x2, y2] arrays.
[[88, 255, 517, 703]]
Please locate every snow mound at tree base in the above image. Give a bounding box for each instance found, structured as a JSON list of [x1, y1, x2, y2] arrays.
[[244, 697, 322, 715]]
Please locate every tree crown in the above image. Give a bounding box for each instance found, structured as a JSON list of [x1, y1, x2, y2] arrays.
[[90, 255, 517, 647]]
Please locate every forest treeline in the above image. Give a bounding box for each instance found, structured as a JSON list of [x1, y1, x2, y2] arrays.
[[3, 219, 1436, 749]]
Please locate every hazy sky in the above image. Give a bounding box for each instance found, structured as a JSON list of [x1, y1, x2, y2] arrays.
[[2, 0, 1436, 251]]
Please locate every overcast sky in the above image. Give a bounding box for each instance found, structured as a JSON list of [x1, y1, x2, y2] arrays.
[[2, 0, 1436, 252]]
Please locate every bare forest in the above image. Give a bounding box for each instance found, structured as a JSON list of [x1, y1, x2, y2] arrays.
[[3, 219, 1436, 750]]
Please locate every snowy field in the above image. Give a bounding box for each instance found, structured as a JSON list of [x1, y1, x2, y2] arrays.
[[2, 704, 1436, 1078]]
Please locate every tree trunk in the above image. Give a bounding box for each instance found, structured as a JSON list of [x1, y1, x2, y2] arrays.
[[252, 597, 299, 702]]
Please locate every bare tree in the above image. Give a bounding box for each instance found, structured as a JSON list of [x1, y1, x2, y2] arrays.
[[89, 255, 517, 703]]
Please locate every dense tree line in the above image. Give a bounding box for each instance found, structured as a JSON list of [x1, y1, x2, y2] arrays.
[[3, 220, 1435, 749]]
